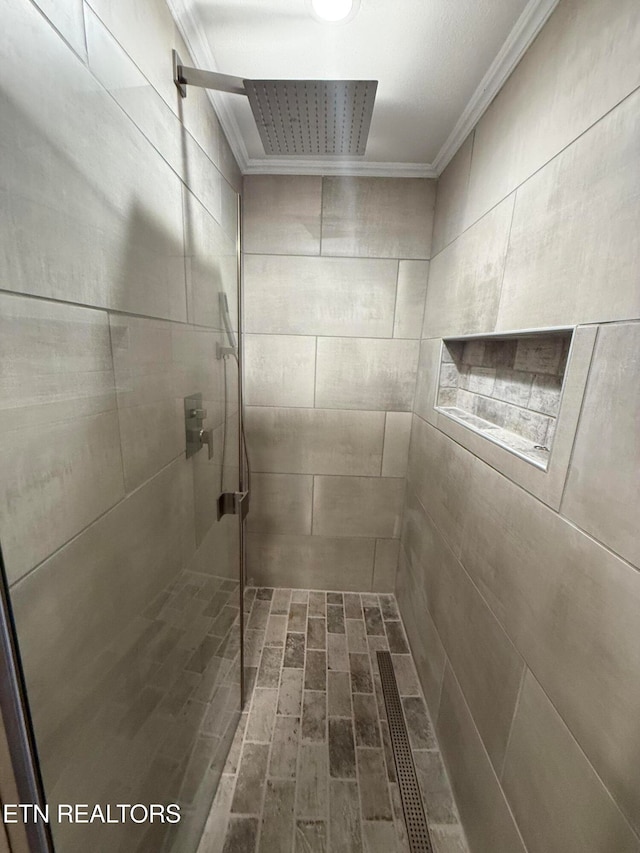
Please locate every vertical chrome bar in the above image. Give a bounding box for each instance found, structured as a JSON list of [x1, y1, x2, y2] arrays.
[[236, 191, 246, 709], [0, 546, 55, 852]]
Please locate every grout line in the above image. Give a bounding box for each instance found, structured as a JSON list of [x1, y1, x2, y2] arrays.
[[494, 189, 518, 325], [313, 336, 318, 408], [391, 260, 400, 337], [499, 662, 528, 782], [430, 82, 640, 260], [557, 325, 600, 513], [410, 409, 639, 571], [380, 412, 388, 477]]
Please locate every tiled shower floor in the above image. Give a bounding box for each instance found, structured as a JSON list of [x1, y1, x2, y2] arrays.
[[197, 588, 469, 853]]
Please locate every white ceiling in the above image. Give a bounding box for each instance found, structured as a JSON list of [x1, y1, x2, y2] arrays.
[[169, 0, 559, 176]]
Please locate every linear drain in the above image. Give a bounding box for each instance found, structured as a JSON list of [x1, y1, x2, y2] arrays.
[[377, 651, 433, 853]]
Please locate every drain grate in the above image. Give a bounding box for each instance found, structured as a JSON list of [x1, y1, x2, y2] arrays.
[[377, 651, 433, 853]]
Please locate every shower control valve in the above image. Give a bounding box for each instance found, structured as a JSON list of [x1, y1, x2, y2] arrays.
[[189, 407, 208, 420], [198, 428, 214, 460]]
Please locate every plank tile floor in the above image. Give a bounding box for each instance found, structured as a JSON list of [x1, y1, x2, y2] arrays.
[[197, 588, 469, 853]]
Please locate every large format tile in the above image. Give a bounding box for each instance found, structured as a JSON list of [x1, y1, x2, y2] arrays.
[[0, 294, 124, 583], [10, 459, 195, 764], [85, 9, 225, 227], [372, 541, 400, 593], [502, 672, 640, 853], [315, 338, 419, 412], [422, 195, 515, 339], [321, 177, 435, 260], [243, 176, 322, 255], [431, 133, 474, 255], [562, 323, 640, 566], [402, 492, 525, 770], [244, 335, 316, 408], [108, 314, 182, 492], [460, 451, 640, 833], [245, 407, 385, 476], [247, 534, 375, 592], [395, 551, 446, 719], [497, 88, 640, 329], [0, 0, 186, 319], [313, 477, 405, 539], [246, 474, 313, 535], [406, 417, 473, 558], [183, 187, 237, 329], [464, 0, 640, 227], [413, 340, 441, 426], [244, 256, 397, 338], [393, 261, 429, 339], [437, 666, 527, 853], [33, 0, 86, 56], [381, 413, 412, 478], [86, 0, 180, 113]]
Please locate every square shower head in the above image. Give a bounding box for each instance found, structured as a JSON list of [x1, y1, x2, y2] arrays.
[[244, 79, 378, 156]]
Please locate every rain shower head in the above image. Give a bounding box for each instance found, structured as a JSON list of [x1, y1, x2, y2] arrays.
[[173, 52, 377, 157]]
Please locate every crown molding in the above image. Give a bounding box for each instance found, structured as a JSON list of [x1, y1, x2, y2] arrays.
[[431, 0, 560, 174], [243, 159, 438, 178], [167, 0, 560, 179]]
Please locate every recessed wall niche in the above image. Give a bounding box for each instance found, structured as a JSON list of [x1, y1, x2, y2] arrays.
[[436, 330, 573, 469]]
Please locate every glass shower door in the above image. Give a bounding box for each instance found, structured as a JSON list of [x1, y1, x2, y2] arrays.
[[0, 191, 244, 853]]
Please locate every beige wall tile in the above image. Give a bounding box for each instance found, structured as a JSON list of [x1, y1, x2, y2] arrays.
[[562, 323, 640, 566], [246, 473, 313, 535], [247, 532, 375, 591], [402, 490, 525, 770], [86, 10, 226, 229], [184, 187, 237, 329], [85, 0, 180, 113], [406, 417, 472, 559], [393, 261, 429, 339], [321, 177, 435, 259], [313, 476, 405, 539], [10, 458, 196, 753], [381, 412, 412, 477], [437, 665, 527, 853], [396, 548, 446, 719], [188, 507, 239, 581], [422, 195, 515, 339], [0, 0, 187, 320], [243, 176, 322, 255], [497, 90, 640, 330], [0, 295, 124, 583], [413, 340, 441, 426], [244, 255, 397, 337], [244, 335, 316, 408], [464, 0, 640, 228], [431, 133, 474, 255], [245, 407, 385, 476], [502, 672, 640, 853], [372, 540, 400, 592], [34, 0, 86, 56], [315, 338, 419, 411], [108, 314, 183, 492], [459, 451, 640, 833]]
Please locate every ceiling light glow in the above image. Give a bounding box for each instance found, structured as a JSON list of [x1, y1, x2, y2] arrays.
[[311, 0, 353, 22]]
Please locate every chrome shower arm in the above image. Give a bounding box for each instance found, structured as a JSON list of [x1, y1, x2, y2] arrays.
[[173, 50, 246, 98]]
